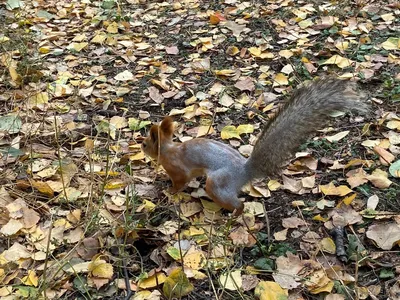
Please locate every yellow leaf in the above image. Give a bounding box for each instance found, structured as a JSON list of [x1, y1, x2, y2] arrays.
[[320, 182, 352, 196], [8, 66, 22, 83], [129, 151, 145, 161], [335, 41, 349, 51], [309, 280, 334, 294], [142, 200, 156, 211], [226, 46, 239, 56], [214, 69, 235, 76], [321, 55, 352, 69], [279, 49, 293, 59], [381, 37, 400, 50], [219, 270, 242, 291], [183, 251, 206, 270], [0, 36, 10, 43], [291, 200, 305, 207], [91, 34, 107, 44], [107, 22, 119, 33], [367, 169, 392, 189], [254, 281, 288, 300], [0, 286, 12, 297], [21, 270, 38, 287], [342, 193, 356, 205], [197, 125, 215, 137], [237, 124, 254, 135], [138, 272, 167, 289], [39, 46, 51, 54], [313, 214, 328, 222], [201, 199, 222, 212], [221, 126, 240, 140], [68, 42, 88, 52], [273, 73, 288, 86], [163, 268, 194, 298], [262, 103, 275, 112], [31, 180, 55, 197], [104, 179, 127, 190], [248, 47, 262, 57], [298, 19, 313, 29], [88, 259, 113, 279], [28, 92, 49, 110], [259, 52, 274, 59], [268, 180, 281, 191], [320, 238, 336, 254]]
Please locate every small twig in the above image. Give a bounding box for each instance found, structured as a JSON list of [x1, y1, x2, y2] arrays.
[[262, 204, 271, 245], [122, 258, 133, 300]]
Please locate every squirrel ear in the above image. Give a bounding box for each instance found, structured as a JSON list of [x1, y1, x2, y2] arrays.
[[149, 125, 159, 142], [160, 117, 174, 139]]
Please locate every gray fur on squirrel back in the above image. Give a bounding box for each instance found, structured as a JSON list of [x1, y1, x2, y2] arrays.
[[244, 77, 369, 180]]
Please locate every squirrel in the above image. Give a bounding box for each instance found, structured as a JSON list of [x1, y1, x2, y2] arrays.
[[142, 78, 368, 215]]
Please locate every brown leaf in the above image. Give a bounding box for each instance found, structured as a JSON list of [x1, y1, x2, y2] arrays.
[[282, 217, 307, 229], [373, 146, 395, 165], [366, 223, 400, 250], [148, 86, 164, 104], [234, 77, 255, 91]]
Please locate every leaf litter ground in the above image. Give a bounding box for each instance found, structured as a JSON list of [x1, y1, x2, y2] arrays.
[[0, 0, 400, 299]]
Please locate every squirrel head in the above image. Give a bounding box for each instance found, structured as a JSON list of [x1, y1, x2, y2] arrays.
[[142, 117, 174, 159]]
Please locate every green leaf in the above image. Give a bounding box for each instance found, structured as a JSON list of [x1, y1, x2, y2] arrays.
[[101, 0, 116, 9], [389, 160, 400, 178], [254, 257, 274, 271], [0, 115, 22, 134], [166, 247, 180, 260], [15, 286, 38, 298], [6, 0, 22, 10], [128, 118, 151, 131], [379, 268, 394, 279], [37, 10, 56, 19], [0, 147, 24, 157]]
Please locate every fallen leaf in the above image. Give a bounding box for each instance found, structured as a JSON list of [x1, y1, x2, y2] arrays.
[[389, 160, 400, 177], [114, 70, 134, 81], [367, 169, 392, 188], [163, 268, 194, 297], [148, 86, 164, 104], [325, 130, 349, 142], [366, 223, 400, 250], [221, 126, 240, 139], [255, 281, 288, 299], [219, 270, 242, 291], [273, 73, 289, 86], [373, 146, 395, 165], [235, 77, 255, 91], [282, 217, 307, 229], [367, 195, 379, 210], [320, 182, 352, 196], [321, 55, 352, 68], [21, 270, 38, 287], [88, 258, 113, 279]]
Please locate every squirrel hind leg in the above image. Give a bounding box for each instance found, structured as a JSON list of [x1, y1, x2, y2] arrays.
[[206, 176, 244, 215], [169, 175, 189, 193]]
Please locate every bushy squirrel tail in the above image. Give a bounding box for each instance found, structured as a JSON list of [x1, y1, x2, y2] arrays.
[[245, 77, 369, 180]]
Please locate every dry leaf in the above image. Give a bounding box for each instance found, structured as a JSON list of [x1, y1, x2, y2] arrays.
[[366, 223, 400, 250]]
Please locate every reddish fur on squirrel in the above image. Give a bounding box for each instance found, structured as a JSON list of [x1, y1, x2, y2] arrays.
[[142, 78, 368, 215]]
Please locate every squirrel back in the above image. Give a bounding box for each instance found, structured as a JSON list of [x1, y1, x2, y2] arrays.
[[245, 78, 368, 180]]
